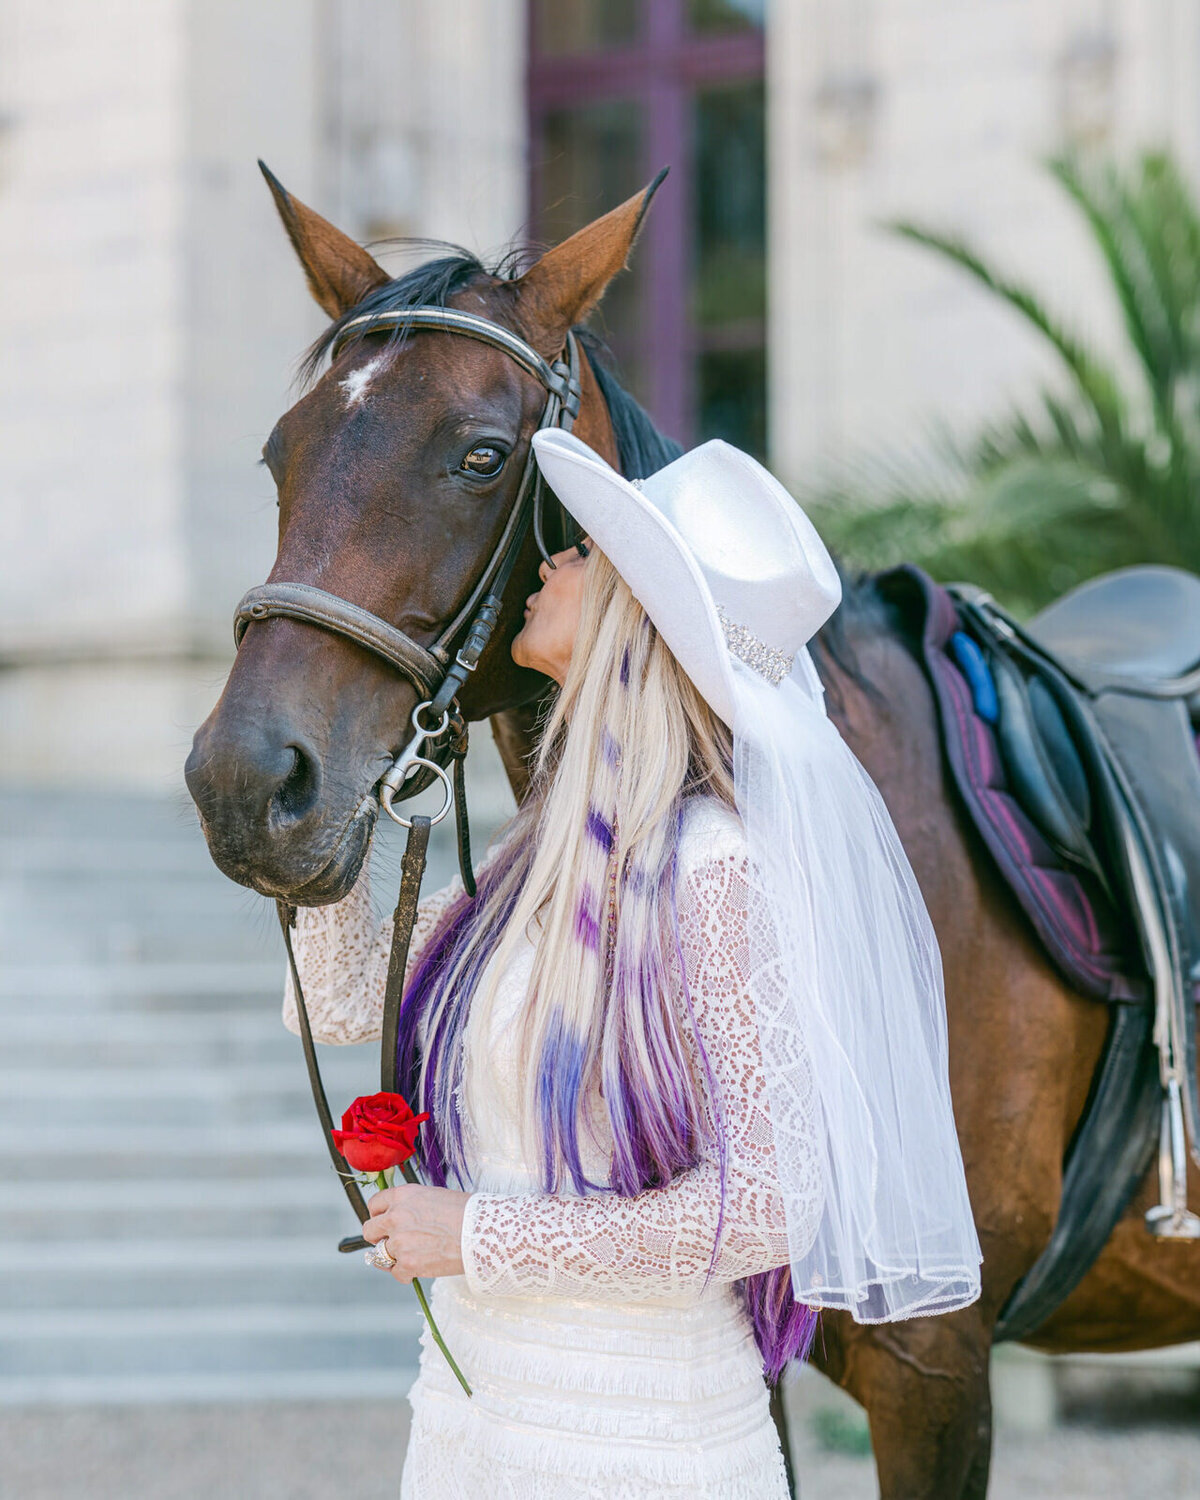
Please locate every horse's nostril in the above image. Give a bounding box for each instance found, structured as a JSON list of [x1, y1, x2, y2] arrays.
[[271, 742, 322, 826]]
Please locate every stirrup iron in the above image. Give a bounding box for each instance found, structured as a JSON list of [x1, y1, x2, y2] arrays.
[[1145, 1079, 1200, 1239]]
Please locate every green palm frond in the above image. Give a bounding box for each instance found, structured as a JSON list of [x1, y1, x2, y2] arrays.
[[820, 150, 1200, 612], [1048, 155, 1174, 419], [889, 218, 1127, 443]]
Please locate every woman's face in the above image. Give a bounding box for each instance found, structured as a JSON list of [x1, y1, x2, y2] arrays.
[[510, 542, 592, 686]]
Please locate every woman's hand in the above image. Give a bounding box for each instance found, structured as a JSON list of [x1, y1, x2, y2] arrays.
[[363, 1183, 470, 1283]]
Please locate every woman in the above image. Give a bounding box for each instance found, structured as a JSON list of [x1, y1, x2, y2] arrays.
[[285, 434, 981, 1497]]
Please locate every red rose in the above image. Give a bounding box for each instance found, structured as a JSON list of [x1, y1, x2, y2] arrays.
[[331, 1091, 430, 1173]]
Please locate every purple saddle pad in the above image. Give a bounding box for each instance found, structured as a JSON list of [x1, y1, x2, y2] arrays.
[[876, 566, 1146, 1004]]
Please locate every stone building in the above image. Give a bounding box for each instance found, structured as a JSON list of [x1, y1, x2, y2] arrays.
[[2, 0, 1197, 788]]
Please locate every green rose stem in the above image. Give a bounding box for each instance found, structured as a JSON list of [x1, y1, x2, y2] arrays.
[[374, 1163, 473, 1399]]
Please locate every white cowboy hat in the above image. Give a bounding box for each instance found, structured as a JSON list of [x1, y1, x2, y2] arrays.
[[531, 430, 842, 726]]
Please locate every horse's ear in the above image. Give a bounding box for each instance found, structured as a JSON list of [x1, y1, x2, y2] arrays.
[[259, 160, 389, 320], [515, 168, 668, 357]]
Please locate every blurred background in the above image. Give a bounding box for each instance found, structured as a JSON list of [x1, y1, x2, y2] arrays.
[[2, 1, 1200, 1495]]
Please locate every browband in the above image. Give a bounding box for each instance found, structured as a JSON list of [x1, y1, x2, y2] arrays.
[[329, 305, 568, 399]]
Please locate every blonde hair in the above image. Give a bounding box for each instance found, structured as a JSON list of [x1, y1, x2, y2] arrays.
[[397, 552, 818, 1375], [404, 548, 734, 1193]]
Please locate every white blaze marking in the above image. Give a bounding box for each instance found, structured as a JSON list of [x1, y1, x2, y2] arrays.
[[339, 354, 388, 409]]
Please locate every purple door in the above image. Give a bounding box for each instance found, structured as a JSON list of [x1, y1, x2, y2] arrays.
[[528, 0, 766, 457]]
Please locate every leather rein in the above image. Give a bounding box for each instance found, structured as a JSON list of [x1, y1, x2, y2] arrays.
[[231, 307, 583, 1259]]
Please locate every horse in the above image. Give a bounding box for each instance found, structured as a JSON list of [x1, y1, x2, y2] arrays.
[[185, 168, 1200, 1499]]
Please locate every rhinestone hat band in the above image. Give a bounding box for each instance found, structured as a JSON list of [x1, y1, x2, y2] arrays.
[[716, 605, 795, 686]]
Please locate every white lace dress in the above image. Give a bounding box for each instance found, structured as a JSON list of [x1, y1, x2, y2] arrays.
[[284, 799, 820, 1499]]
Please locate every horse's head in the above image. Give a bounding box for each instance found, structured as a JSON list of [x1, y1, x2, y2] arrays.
[[186, 165, 662, 903]]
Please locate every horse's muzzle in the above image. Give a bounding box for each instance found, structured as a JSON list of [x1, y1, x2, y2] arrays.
[[185, 710, 375, 904]]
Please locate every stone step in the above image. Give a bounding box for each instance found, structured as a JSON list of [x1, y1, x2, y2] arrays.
[[0, 885, 266, 928], [1, 1010, 297, 1068], [0, 1061, 376, 1129], [0, 912, 277, 967], [0, 794, 207, 842], [0, 961, 283, 1006], [1, 866, 263, 905], [0, 1304, 423, 1381], [0, 931, 275, 968], [1, 836, 227, 876], [0, 1238, 397, 1312], [0, 1176, 363, 1242], [0, 784, 506, 1408], [0, 1123, 328, 1180], [0, 1366, 419, 1406]]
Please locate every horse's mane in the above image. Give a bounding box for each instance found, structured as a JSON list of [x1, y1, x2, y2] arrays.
[[299, 242, 521, 386], [299, 240, 891, 674]]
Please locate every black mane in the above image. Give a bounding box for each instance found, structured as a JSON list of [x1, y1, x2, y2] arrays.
[[301, 241, 888, 667], [577, 333, 684, 480], [300, 243, 516, 385]]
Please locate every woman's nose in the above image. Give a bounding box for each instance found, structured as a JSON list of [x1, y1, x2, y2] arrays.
[[537, 558, 552, 583]]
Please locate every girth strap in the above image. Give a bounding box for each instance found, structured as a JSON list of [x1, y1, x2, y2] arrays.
[[235, 582, 447, 701]]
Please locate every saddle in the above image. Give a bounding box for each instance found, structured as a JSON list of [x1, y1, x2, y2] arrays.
[[877, 564, 1200, 1343], [1025, 567, 1200, 1029]]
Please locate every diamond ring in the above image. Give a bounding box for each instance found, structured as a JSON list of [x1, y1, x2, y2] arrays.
[[365, 1240, 397, 1270]]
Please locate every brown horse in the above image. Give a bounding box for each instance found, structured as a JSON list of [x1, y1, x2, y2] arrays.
[[185, 171, 1200, 1498]]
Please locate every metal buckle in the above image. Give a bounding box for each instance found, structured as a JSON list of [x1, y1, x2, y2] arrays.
[[378, 703, 454, 828]]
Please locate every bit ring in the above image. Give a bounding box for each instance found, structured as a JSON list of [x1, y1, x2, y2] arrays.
[[379, 756, 453, 828]]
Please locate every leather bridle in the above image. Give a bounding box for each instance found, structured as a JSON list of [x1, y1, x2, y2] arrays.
[[234, 306, 582, 853], [231, 309, 586, 1342]]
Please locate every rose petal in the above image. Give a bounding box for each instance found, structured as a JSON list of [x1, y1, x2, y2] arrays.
[[335, 1096, 430, 1171]]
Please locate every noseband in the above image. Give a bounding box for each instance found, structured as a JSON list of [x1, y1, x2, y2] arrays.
[[233, 307, 582, 849]]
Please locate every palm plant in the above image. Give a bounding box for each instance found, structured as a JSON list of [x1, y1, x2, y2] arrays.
[[811, 151, 1200, 613]]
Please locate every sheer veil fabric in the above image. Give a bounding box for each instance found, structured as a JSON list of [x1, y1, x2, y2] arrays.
[[733, 658, 980, 1319], [532, 429, 982, 1325]]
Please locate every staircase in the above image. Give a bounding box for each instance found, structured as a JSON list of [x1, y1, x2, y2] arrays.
[[0, 785, 491, 1405]]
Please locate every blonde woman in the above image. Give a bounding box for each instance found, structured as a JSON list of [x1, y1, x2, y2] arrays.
[[285, 434, 981, 1498]]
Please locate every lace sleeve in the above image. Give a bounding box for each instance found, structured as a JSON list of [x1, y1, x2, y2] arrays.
[[282, 860, 465, 1046], [461, 845, 822, 1303]]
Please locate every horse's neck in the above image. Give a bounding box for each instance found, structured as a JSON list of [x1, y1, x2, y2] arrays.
[[490, 693, 554, 805]]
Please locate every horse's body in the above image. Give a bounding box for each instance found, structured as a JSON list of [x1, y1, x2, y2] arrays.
[[186, 172, 1200, 1498]]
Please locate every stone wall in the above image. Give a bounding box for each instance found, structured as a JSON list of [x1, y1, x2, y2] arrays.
[[0, 0, 188, 663], [0, 0, 525, 788], [767, 0, 1200, 489], [4, 0, 1199, 786]]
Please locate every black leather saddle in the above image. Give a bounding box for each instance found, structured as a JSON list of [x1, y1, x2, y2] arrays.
[[1029, 565, 1200, 686], [1032, 564, 1200, 1013], [1028, 568, 1200, 1096], [950, 565, 1200, 1341]]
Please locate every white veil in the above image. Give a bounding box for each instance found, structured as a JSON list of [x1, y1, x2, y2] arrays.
[[732, 652, 982, 1321]]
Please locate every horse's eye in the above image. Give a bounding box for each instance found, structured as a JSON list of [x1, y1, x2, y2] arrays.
[[460, 445, 506, 477]]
